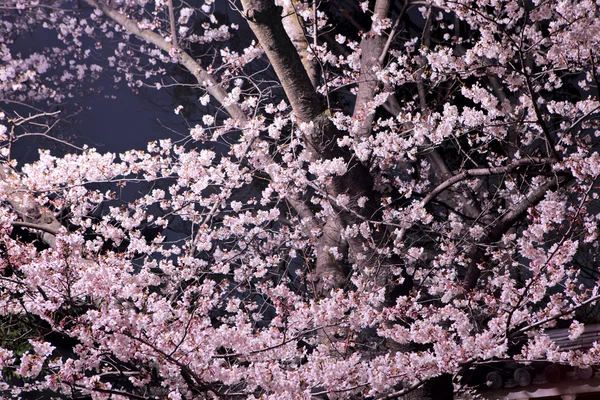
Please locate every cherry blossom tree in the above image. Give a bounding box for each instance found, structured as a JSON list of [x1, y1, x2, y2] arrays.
[[2, 0, 600, 399]]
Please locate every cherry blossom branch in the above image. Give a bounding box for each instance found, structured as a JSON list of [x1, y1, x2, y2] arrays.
[[464, 175, 571, 290], [0, 165, 64, 248], [379, 90, 462, 204], [71, 384, 148, 400], [565, 104, 600, 136], [374, 379, 426, 400], [377, 0, 409, 65], [82, 0, 247, 123], [412, 7, 484, 221], [13, 131, 84, 152], [380, 88, 481, 225], [509, 292, 600, 339], [166, 0, 178, 50], [505, 230, 579, 337], [519, 49, 559, 159], [505, 178, 596, 335], [120, 331, 221, 397], [2, 108, 85, 159], [310, 375, 430, 400], [211, 324, 336, 359], [422, 157, 555, 206], [488, 175, 571, 242], [9, 109, 60, 125]]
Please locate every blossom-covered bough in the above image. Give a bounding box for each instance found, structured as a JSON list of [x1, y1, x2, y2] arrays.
[[1, 0, 600, 399]]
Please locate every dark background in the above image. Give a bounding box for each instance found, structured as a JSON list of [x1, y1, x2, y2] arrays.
[[6, 25, 185, 164]]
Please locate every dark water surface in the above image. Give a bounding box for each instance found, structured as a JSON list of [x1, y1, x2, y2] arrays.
[[7, 26, 186, 164]]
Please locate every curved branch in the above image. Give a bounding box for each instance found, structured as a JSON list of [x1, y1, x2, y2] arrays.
[[509, 292, 600, 339], [82, 0, 247, 123], [488, 175, 570, 242], [422, 157, 555, 206], [12, 220, 60, 235], [71, 384, 148, 400], [1, 165, 63, 248], [464, 175, 571, 290]]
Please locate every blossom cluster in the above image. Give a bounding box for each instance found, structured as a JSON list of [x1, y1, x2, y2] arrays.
[[2, 0, 600, 399]]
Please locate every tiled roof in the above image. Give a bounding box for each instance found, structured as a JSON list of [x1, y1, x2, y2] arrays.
[[545, 323, 600, 351]]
